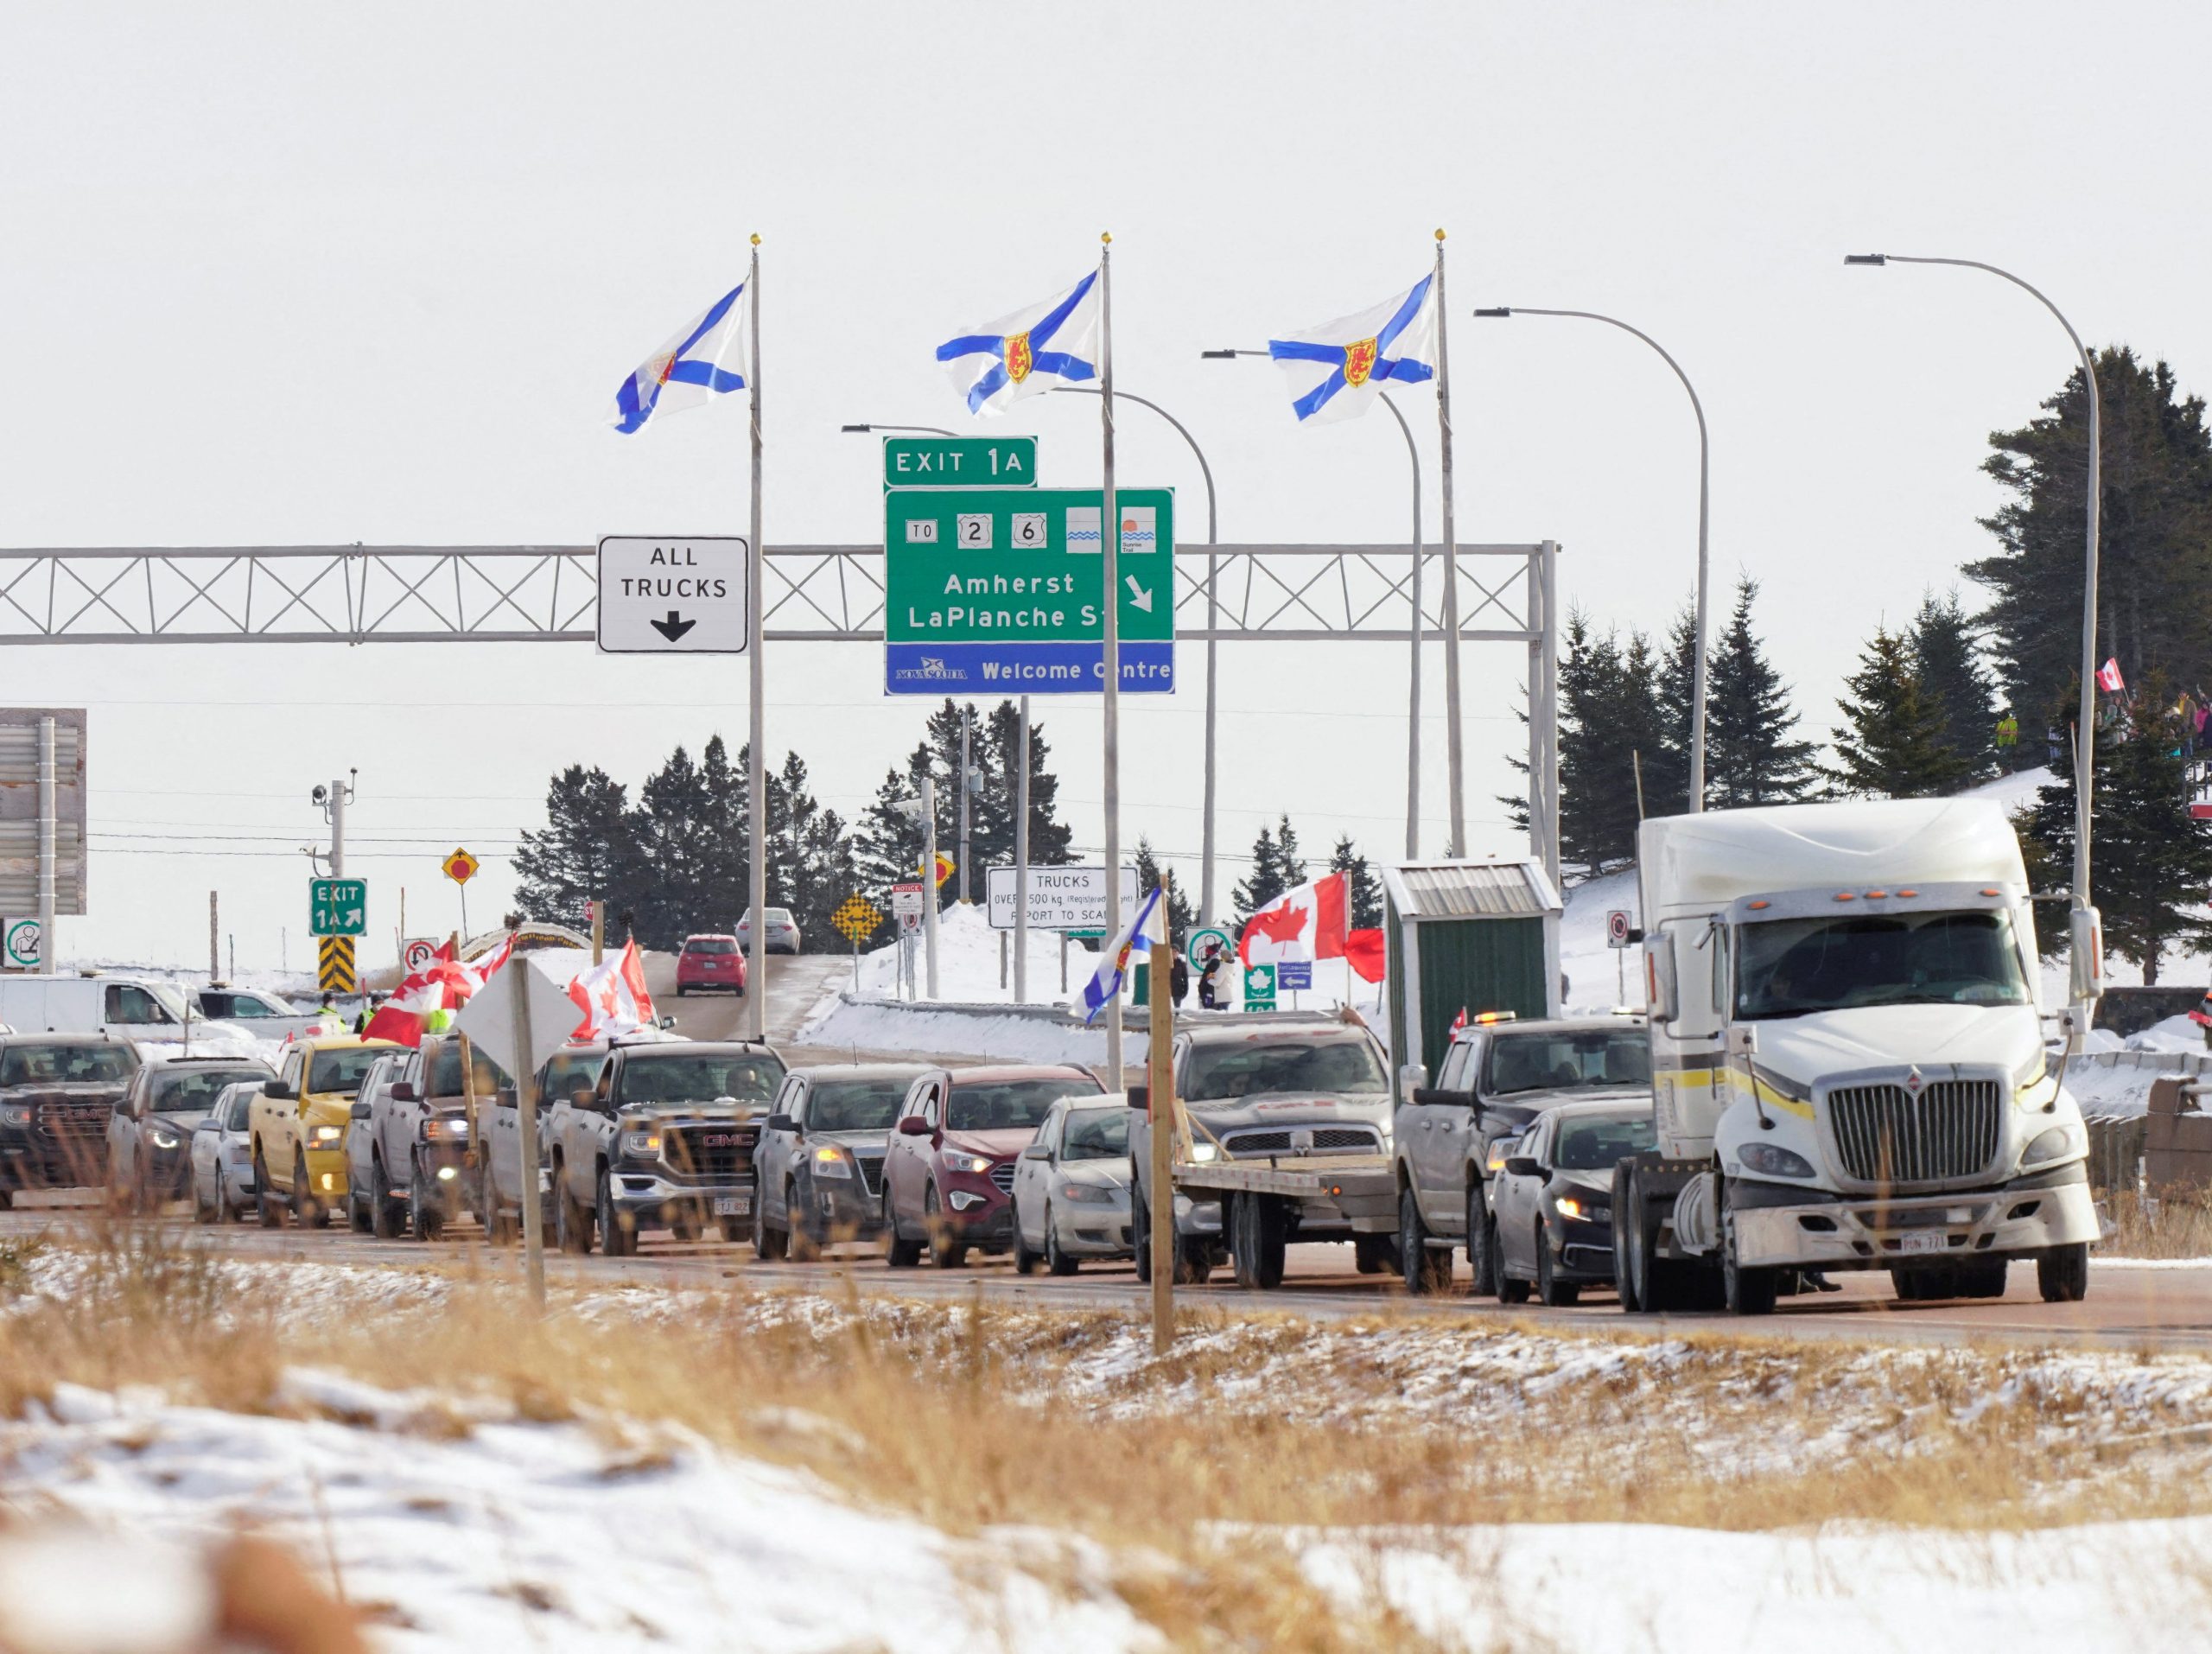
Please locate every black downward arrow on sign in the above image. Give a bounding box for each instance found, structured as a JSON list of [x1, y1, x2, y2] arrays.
[[651, 611, 696, 643]]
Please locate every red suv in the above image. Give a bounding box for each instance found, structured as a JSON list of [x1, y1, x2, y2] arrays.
[[676, 934, 747, 997], [880, 1064, 1103, 1268]]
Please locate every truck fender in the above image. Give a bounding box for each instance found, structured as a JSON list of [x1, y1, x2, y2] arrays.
[[1670, 1170, 1719, 1257]]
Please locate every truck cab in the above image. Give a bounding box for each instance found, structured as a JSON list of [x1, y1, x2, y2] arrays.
[[249, 1034, 397, 1228], [1618, 798, 2100, 1314]]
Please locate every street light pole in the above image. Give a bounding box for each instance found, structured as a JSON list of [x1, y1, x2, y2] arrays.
[[1844, 251, 2104, 1025], [1204, 350, 1425, 858], [1050, 385, 1220, 924], [1474, 306, 1711, 813], [840, 422, 957, 438]]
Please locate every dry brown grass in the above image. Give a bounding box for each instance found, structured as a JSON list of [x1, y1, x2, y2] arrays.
[[4, 1225, 2212, 1649], [2108, 1189, 2212, 1257]]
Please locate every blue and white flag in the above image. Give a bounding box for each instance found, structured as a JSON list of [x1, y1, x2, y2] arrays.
[[608, 283, 748, 436], [936, 270, 1100, 417], [1081, 884, 1166, 1026], [1267, 275, 1437, 425]]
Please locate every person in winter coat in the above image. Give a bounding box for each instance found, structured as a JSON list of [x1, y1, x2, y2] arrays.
[[1171, 955, 1190, 1006]]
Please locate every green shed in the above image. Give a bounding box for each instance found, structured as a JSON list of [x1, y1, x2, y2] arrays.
[[1381, 859, 1562, 1104]]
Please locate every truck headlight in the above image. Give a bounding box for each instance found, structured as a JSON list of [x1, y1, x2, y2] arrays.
[[311, 1125, 343, 1146], [1188, 1142, 1219, 1163], [620, 1131, 662, 1159], [2023, 1123, 2085, 1167], [0, 1105, 31, 1128], [423, 1117, 469, 1142], [1060, 1181, 1120, 1204], [810, 1145, 853, 1178], [1737, 1142, 1815, 1179]]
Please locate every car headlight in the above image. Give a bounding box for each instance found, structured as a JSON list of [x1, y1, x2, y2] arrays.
[[1060, 1181, 1121, 1204], [942, 1153, 992, 1175], [422, 1117, 469, 1142], [1737, 1141, 1815, 1179], [620, 1130, 662, 1159], [0, 1105, 30, 1127], [2023, 1123, 2086, 1167], [1552, 1193, 1606, 1222], [311, 1124, 343, 1145], [810, 1144, 853, 1178], [1189, 1141, 1219, 1163], [1486, 1144, 1513, 1174], [148, 1127, 181, 1150]]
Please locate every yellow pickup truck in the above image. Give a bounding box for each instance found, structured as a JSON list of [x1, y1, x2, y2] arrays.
[[250, 1034, 397, 1227]]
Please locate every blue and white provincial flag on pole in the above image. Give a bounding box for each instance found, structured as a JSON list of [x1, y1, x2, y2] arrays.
[[608, 283, 748, 436], [936, 270, 1101, 417], [1267, 275, 1437, 424], [1081, 884, 1165, 1026]]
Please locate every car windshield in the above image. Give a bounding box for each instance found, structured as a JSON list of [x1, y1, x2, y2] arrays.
[[427, 1044, 509, 1098], [1735, 909, 2031, 1019], [1184, 1037, 1387, 1101], [0, 1044, 136, 1085], [620, 1052, 785, 1105], [810, 1078, 908, 1132], [307, 1047, 386, 1097], [1553, 1114, 1658, 1170], [541, 1053, 607, 1106], [946, 1077, 1098, 1132], [1483, 1031, 1650, 1097], [685, 938, 737, 956], [1061, 1108, 1128, 1161], [149, 1066, 268, 1113]]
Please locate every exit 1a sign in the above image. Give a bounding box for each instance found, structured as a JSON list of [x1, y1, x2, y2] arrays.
[[882, 436, 1037, 490], [310, 878, 367, 938]]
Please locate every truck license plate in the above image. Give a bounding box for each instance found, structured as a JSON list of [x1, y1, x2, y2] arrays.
[[1898, 1231, 1947, 1256], [713, 1195, 747, 1217]]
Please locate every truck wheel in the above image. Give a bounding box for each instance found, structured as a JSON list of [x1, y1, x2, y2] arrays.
[[1012, 1199, 1039, 1275], [0, 1188, 12, 1211], [347, 1180, 372, 1234], [1173, 1235, 1213, 1286], [555, 1163, 593, 1255], [293, 1155, 328, 1230], [1467, 1184, 1500, 1299], [2037, 1243, 2089, 1303], [595, 1167, 636, 1257], [751, 1193, 786, 1261], [1130, 1186, 1153, 1283], [924, 1185, 967, 1269], [1399, 1186, 1450, 1295], [1720, 1183, 1777, 1316], [1536, 1229, 1580, 1307], [409, 1166, 444, 1242], [1232, 1191, 1287, 1290], [785, 1183, 819, 1261], [1611, 1163, 1642, 1312], [255, 1148, 284, 1228], [1045, 1207, 1077, 1276], [371, 1155, 402, 1239], [883, 1186, 921, 1269]]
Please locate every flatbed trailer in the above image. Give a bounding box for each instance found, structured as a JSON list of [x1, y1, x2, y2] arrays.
[[1169, 1152, 1395, 1288]]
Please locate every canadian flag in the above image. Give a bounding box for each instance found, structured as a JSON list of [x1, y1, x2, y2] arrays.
[[2096, 657, 2126, 693], [1240, 871, 1349, 967], [361, 935, 515, 1048], [568, 939, 660, 1042]]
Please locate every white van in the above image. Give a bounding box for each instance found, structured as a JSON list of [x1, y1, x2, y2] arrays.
[[0, 974, 251, 1046]]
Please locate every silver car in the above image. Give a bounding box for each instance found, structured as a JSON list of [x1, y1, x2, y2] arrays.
[[1012, 1094, 1135, 1275], [736, 907, 803, 955], [189, 1080, 263, 1224]]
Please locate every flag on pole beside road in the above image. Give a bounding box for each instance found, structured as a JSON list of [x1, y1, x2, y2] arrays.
[[936, 270, 1101, 416], [568, 938, 660, 1041], [2097, 658, 2126, 693], [1239, 872, 1349, 967], [608, 282, 748, 435], [360, 935, 514, 1047], [1268, 275, 1437, 424], [1082, 884, 1164, 1026]]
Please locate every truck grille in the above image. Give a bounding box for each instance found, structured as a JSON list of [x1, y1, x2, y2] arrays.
[[853, 1153, 884, 1197], [1224, 1125, 1382, 1158], [35, 1101, 110, 1142], [663, 1123, 756, 1184], [1827, 1079, 2002, 1186], [988, 1161, 1015, 1196]]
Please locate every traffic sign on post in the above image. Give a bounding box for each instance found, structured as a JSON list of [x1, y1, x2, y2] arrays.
[[318, 935, 356, 994], [442, 849, 479, 886], [882, 436, 1037, 491], [2, 919, 40, 970], [831, 895, 883, 945], [1605, 910, 1633, 949], [1275, 961, 1313, 991], [985, 865, 1139, 932], [401, 937, 439, 973], [309, 878, 366, 938], [1185, 926, 1231, 973], [1243, 963, 1277, 1011], [595, 536, 753, 654], [883, 487, 1174, 695]]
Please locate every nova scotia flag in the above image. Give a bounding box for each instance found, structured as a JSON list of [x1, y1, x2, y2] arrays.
[[937, 271, 1100, 417], [1081, 884, 1165, 1025], [1268, 275, 1437, 424], [609, 283, 748, 435]]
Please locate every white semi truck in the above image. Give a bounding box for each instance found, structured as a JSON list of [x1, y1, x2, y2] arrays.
[[1614, 797, 2101, 1314]]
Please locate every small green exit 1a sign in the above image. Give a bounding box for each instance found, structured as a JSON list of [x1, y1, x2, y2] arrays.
[[310, 878, 367, 938], [882, 436, 1037, 491]]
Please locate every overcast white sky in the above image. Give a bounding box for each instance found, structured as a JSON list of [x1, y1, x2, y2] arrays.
[[4, 1, 2208, 971]]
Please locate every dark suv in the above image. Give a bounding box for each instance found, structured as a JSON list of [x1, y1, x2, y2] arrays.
[[0, 1035, 141, 1203]]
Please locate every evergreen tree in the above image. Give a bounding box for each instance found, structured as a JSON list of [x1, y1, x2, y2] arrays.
[[1328, 835, 1383, 928], [1617, 631, 1675, 830], [1233, 816, 1306, 925], [513, 767, 645, 930], [2019, 684, 2212, 982], [1909, 589, 2000, 785], [1276, 815, 1307, 887], [1822, 627, 1971, 799], [1132, 837, 1195, 945], [977, 700, 1073, 871], [1649, 603, 1699, 815], [1705, 577, 1816, 808], [852, 767, 926, 904], [698, 735, 749, 922], [631, 745, 722, 946]]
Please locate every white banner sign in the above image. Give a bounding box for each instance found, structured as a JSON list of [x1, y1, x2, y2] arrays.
[[985, 865, 1140, 932]]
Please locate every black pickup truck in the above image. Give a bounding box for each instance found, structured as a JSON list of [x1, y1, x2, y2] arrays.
[[0, 1034, 143, 1203]]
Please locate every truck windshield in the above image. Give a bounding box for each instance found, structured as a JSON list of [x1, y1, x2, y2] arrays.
[[0, 1045, 136, 1085], [427, 1045, 508, 1098], [1060, 1108, 1128, 1161], [1482, 1031, 1649, 1097], [621, 1053, 785, 1106], [307, 1048, 386, 1096], [1184, 1037, 1388, 1101], [1734, 910, 2030, 1019]]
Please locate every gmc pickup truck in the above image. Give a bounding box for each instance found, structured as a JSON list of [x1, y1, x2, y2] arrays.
[[0, 1034, 141, 1203]]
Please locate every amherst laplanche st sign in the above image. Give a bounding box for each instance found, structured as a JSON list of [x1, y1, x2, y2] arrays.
[[596, 536, 752, 653]]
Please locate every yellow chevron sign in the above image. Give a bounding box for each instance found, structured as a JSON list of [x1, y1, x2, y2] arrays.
[[317, 934, 356, 995]]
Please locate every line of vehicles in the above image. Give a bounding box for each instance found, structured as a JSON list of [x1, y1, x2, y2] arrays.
[[0, 798, 2107, 1315]]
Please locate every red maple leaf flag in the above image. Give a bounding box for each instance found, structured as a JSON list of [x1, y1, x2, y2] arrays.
[[1240, 872, 1349, 966]]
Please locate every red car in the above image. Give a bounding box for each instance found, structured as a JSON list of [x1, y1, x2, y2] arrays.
[[880, 1064, 1103, 1268], [675, 934, 747, 997]]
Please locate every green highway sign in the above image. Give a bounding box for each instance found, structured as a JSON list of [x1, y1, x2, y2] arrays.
[[1243, 963, 1277, 1011], [882, 436, 1037, 491], [310, 877, 367, 938], [884, 486, 1175, 696]]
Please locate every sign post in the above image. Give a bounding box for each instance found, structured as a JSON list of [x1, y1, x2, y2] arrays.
[[1606, 908, 1633, 1006], [831, 895, 883, 993], [443, 849, 479, 940], [1147, 872, 1177, 1355], [594, 537, 753, 654]]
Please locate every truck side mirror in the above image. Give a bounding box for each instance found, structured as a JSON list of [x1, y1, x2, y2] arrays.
[[390, 1081, 417, 1104], [764, 1113, 796, 1134], [2068, 907, 2105, 1004], [263, 1079, 291, 1100], [1503, 1155, 1542, 1179], [1397, 1062, 1428, 1094], [349, 1101, 372, 1121], [1021, 1142, 1052, 1161], [1643, 937, 1678, 1027]]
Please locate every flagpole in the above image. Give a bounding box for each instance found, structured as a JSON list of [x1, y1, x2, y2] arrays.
[[746, 234, 767, 1042], [1099, 232, 1124, 1093], [1433, 229, 1467, 858]]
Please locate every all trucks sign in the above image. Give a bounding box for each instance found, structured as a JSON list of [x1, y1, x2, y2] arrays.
[[883, 487, 1174, 695]]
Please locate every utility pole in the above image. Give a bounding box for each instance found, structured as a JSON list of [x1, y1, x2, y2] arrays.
[[35, 716, 54, 973], [1014, 697, 1030, 1003], [329, 774, 346, 877], [208, 893, 219, 982], [921, 773, 940, 1000], [1147, 871, 1176, 1353], [958, 704, 972, 904]]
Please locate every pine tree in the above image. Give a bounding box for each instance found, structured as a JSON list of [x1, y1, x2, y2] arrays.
[[1328, 835, 1382, 928], [513, 767, 645, 930], [1705, 577, 1816, 808], [1132, 837, 1195, 944], [851, 767, 925, 905], [1233, 818, 1305, 926], [1276, 815, 1307, 887], [630, 745, 722, 946], [698, 735, 749, 923], [978, 700, 1073, 871], [2020, 683, 2212, 982], [1822, 627, 1972, 799], [1908, 588, 1999, 786], [1649, 603, 1698, 815]]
